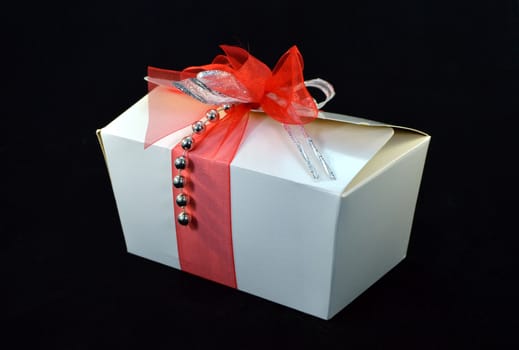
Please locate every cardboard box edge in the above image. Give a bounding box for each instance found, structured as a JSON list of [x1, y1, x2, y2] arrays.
[[96, 128, 108, 166]]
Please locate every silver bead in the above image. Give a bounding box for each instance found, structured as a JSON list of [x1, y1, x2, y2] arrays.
[[181, 136, 193, 150], [206, 109, 219, 122], [174, 156, 187, 170], [192, 121, 205, 133], [176, 193, 188, 207], [177, 212, 190, 226], [173, 175, 185, 188], [223, 104, 231, 111]]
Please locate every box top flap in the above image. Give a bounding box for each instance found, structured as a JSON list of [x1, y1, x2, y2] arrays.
[[319, 111, 429, 136], [232, 113, 394, 195]]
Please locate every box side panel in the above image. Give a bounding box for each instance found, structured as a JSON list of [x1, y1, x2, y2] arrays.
[[101, 131, 180, 269], [231, 168, 340, 319], [328, 139, 430, 318]]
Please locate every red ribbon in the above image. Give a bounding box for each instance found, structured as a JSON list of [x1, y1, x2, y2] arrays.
[[145, 45, 318, 287]]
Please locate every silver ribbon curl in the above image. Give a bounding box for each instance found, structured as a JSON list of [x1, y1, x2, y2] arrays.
[[172, 70, 252, 105], [284, 78, 337, 180]]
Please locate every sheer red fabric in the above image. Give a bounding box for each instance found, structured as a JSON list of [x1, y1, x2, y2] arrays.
[[144, 46, 317, 287], [171, 104, 250, 288]]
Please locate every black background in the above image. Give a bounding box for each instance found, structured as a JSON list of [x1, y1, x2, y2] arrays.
[[4, 0, 518, 348]]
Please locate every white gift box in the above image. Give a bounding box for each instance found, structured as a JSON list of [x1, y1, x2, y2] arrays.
[[97, 92, 430, 320]]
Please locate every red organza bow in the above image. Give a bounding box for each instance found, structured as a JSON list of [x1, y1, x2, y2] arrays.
[[144, 45, 319, 149]]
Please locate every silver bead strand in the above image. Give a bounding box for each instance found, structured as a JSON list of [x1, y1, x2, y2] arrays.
[[175, 147, 190, 226], [173, 104, 232, 226]]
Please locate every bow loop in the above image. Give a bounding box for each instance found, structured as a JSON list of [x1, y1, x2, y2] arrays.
[[188, 45, 271, 104], [261, 46, 318, 124]]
